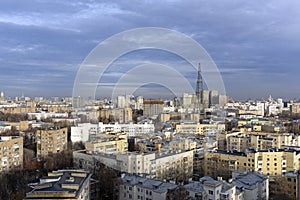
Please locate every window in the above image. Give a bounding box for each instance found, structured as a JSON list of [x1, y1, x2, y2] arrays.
[[209, 190, 213, 195]]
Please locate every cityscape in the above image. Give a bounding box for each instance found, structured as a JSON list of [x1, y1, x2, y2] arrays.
[[1, 1, 300, 200]]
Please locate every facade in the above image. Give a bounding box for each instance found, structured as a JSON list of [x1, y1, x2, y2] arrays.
[[176, 123, 225, 135], [209, 90, 219, 106], [85, 134, 128, 154], [270, 171, 300, 200], [24, 169, 92, 200], [74, 150, 194, 182], [226, 132, 300, 152], [143, 99, 164, 116], [155, 150, 194, 182], [0, 136, 23, 172], [204, 148, 300, 179], [98, 122, 155, 137], [117, 95, 126, 108], [201, 90, 210, 108], [169, 139, 197, 151], [71, 122, 155, 142], [99, 108, 132, 123], [71, 123, 98, 143], [290, 103, 300, 114], [36, 127, 68, 159]]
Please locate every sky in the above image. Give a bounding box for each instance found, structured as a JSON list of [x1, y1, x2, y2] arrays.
[[0, 0, 299, 100]]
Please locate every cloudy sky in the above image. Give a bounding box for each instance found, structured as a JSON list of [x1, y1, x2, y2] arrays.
[[0, 0, 299, 100]]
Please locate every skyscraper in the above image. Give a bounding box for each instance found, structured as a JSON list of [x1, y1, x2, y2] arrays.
[[195, 63, 203, 104]]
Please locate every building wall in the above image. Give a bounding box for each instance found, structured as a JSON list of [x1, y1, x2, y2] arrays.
[[205, 149, 300, 179], [85, 135, 128, 154], [0, 136, 23, 172], [143, 100, 164, 116], [155, 150, 194, 182], [176, 123, 225, 135], [36, 127, 68, 159]]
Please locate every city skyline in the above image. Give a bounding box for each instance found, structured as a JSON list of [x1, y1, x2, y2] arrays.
[[0, 0, 299, 100]]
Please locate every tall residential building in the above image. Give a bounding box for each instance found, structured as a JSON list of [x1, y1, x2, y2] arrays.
[[24, 169, 92, 200], [0, 136, 23, 172], [195, 63, 203, 104], [36, 127, 68, 159], [209, 90, 219, 106], [136, 96, 143, 110], [182, 93, 193, 108], [117, 95, 126, 108], [143, 99, 164, 116], [201, 90, 210, 108]]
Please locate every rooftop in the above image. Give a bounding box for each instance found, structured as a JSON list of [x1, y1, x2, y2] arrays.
[[25, 169, 91, 199], [122, 174, 178, 194]]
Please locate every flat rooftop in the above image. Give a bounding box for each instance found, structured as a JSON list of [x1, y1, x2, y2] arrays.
[[25, 169, 91, 199]]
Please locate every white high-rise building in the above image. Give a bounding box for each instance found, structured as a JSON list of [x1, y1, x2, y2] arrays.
[[117, 95, 126, 108]]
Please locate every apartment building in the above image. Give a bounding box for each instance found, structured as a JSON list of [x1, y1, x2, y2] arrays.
[[169, 139, 197, 151], [85, 134, 128, 154], [24, 169, 92, 200], [204, 147, 300, 179], [36, 127, 68, 159], [155, 150, 194, 182], [119, 174, 178, 200], [143, 99, 164, 116], [99, 108, 132, 123], [120, 171, 268, 200], [71, 123, 98, 143], [71, 122, 155, 142], [226, 132, 300, 152], [0, 136, 23, 172], [270, 171, 300, 200], [232, 171, 269, 200], [176, 123, 225, 135], [74, 149, 194, 183]]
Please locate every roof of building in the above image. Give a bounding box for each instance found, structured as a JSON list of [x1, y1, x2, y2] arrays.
[[184, 181, 205, 193], [25, 169, 91, 199], [121, 174, 178, 194], [232, 171, 268, 190]]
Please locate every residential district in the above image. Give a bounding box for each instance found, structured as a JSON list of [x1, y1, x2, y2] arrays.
[[1, 88, 300, 200]]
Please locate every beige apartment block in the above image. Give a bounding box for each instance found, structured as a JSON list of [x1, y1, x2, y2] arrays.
[[204, 148, 300, 179], [0, 136, 23, 172], [176, 123, 225, 135], [85, 134, 128, 154], [36, 127, 68, 159]]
